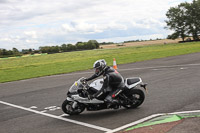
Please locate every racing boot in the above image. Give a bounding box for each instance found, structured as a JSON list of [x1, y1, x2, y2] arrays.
[[111, 99, 119, 109], [105, 98, 119, 109]]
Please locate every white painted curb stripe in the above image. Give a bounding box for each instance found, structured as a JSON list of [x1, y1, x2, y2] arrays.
[[106, 110, 200, 133], [0, 100, 111, 132], [106, 114, 165, 133], [168, 110, 200, 115]]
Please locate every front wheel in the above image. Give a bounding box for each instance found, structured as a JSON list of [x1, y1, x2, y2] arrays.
[[62, 99, 85, 115], [122, 89, 145, 109]]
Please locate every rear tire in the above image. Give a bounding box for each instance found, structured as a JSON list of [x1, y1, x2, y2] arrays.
[[123, 89, 145, 109], [62, 99, 85, 115]]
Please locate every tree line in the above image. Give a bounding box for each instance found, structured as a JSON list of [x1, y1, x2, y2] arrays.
[[165, 0, 200, 41], [0, 48, 22, 58], [0, 40, 99, 58], [39, 40, 99, 54]]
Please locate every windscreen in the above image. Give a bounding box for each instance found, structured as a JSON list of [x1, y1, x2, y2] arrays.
[[69, 79, 83, 93]]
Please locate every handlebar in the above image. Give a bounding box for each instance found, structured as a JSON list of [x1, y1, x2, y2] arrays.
[[79, 77, 89, 90]]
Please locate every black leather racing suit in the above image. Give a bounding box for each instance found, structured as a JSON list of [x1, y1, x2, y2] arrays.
[[86, 66, 125, 103]]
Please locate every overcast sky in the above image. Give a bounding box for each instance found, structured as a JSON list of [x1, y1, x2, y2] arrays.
[[0, 0, 192, 50]]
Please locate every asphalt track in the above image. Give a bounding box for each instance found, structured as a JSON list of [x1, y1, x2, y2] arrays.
[[0, 52, 200, 133]]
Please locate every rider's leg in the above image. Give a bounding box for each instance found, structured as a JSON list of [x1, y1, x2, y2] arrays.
[[104, 88, 123, 108]]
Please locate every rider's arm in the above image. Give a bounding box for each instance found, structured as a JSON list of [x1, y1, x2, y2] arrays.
[[86, 73, 99, 81], [102, 75, 109, 89]]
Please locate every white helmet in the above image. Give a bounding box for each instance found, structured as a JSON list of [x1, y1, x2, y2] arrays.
[[93, 59, 107, 76]]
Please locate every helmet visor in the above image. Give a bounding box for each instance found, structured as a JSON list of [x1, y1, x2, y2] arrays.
[[95, 68, 100, 75]]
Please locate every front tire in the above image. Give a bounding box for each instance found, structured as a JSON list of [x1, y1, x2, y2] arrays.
[[62, 99, 85, 115], [123, 89, 145, 109]]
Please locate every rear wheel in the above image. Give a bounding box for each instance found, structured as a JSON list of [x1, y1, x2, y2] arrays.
[[62, 99, 85, 115], [123, 89, 145, 109]]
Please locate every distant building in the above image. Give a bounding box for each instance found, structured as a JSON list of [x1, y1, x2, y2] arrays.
[[117, 42, 125, 46]]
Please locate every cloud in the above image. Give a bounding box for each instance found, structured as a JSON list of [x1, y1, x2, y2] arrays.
[[62, 21, 127, 34], [24, 31, 38, 39], [62, 22, 102, 34], [0, 0, 192, 50]]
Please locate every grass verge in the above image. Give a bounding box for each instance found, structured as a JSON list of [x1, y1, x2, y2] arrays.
[[1, 42, 200, 83]]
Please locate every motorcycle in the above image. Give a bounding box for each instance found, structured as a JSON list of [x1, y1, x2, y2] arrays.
[[62, 77, 147, 115]]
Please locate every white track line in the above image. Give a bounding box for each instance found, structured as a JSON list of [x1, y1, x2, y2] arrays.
[[0, 100, 111, 132], [118, 63, 200, 72], [106, 110, 200, 133], [1, 102, 200, 133], [63, 63, 200, 76]]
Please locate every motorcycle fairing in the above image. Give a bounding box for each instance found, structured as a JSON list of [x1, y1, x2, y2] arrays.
[[89, 78, 103, 91], [68, 94, 104, 104]]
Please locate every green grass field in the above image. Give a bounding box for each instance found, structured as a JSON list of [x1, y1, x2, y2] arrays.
[[1, 42, 200, 83]]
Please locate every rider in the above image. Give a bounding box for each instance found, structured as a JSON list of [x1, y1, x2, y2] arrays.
[[84, 59, 125, 107]]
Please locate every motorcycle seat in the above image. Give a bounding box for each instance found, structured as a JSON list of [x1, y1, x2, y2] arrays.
[[126, 78, 140, 85]]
